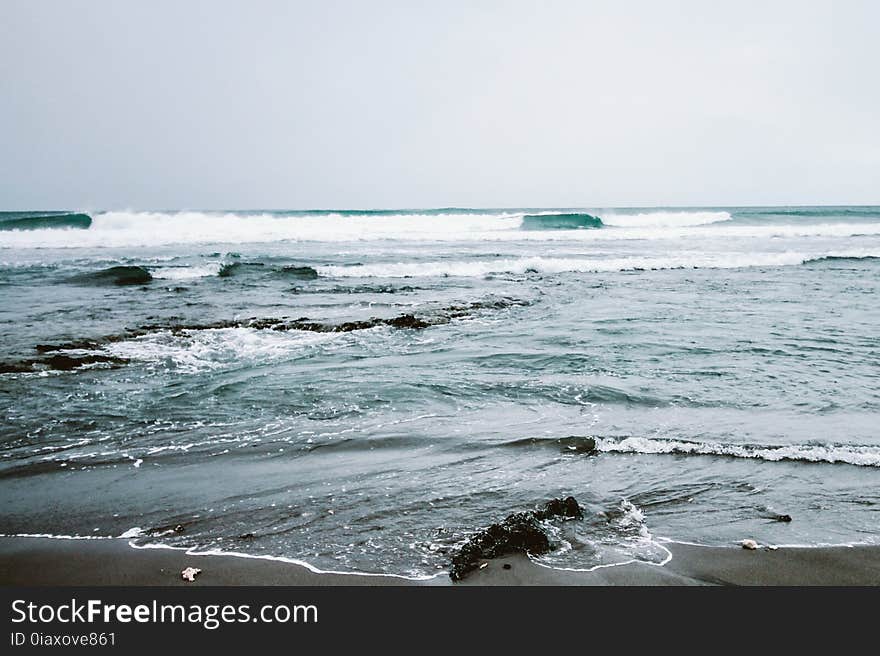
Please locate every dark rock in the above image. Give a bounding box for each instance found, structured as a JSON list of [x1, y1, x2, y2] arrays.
[[239, 533, 256, 540], [449, 496, 582, 581], [173, 524, 185, 533], [502, 563, 512, 570], [774, 514, 792, 523], [68, 265, 152, 286], [40, 353, 127, 371], [385, 314, 431, 330], [36, 339, 106, 353], [534, 496, 584, 521], [22, 296, 535, 374], [1, 352, 128, 373], [282, 266, 319, 280], [0, 362, 33, 374]]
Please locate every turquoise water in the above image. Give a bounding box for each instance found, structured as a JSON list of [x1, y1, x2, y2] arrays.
[[0, 207, 878, 576]]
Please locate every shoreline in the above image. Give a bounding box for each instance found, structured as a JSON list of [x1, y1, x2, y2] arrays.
[[1, 536, 878, 586]]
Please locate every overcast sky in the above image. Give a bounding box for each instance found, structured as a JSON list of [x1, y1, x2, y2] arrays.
[[1, 1, 878, 209]]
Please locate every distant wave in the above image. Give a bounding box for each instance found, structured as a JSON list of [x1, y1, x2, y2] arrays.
[[801, 254, 880, 265], [599, 210, 731, 228], [520, 213, 603, 230], [740, 207, 880, 219], [596, 436, 880, 467], [0, 213, 92, 231]]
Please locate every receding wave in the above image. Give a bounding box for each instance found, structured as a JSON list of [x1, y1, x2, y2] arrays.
[[596, 436, 880, 467], [520, 213, 603, 230], [0, 213, 92, 231]]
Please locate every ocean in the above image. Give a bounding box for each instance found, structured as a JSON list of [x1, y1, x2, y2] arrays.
[[0, 206, 877, 577]]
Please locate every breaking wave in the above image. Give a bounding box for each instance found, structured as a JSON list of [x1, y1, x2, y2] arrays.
[[0, 213, 92, 231], [3, 208, 878, 249], [520, 213, 603, 230], [596, 436, 880, 467]]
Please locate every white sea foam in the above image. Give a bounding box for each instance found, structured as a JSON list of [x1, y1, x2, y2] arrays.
[[128, 542, 442, 581], [149, 263, 223, 279], [2, 209, 880, 248], [616, 499, 647, 533], [118, 527, 144, 538], [101, 327, 340, 373], [535, 498, 670, 572], [596, 437, 880, 467], [318, 251, 880, 278], [0, 211, 521, 248], [600, 210, 732, 228]]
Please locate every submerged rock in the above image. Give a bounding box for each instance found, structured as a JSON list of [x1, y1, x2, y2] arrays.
[[0, 361, 33, 374], [39, 353, 127, 371], [23, 297, 533, 373], [533, 496, 583, 520], [449, 496, 583, 581], [282, 265, 319, 280], [0, 352, 128, 374], [68, 265, 153, 286], [384, 314, 431, 330]]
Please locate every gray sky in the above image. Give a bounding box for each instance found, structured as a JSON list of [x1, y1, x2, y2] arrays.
[[1, 0, 878, 209]]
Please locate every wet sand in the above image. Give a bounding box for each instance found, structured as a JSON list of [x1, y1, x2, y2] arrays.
[[1, 537, 878, 586]]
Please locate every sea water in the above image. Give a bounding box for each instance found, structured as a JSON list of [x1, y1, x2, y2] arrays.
[[1, 207, 878, 576]]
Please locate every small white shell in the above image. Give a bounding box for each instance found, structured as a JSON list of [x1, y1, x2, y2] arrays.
[[181, 566, 202, 582]]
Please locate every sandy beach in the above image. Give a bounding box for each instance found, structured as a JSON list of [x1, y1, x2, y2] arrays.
[[1, 537, 878, 586]]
